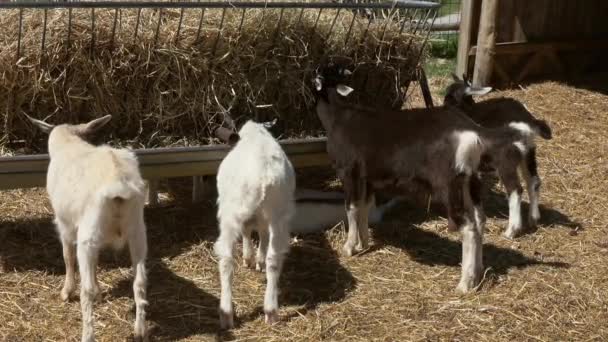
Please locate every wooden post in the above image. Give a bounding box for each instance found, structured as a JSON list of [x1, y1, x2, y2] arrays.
[[192, 176, 205, 203], [456, 0, 476, 77], [472, 0, 498, 87], [146, 180, 159, 206]]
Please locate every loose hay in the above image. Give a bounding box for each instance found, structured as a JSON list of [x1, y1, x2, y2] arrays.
[[0, 7, 427, 154], [1, 76, 608, 341]]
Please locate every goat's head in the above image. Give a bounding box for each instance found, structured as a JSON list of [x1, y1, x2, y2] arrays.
[[444, 73, 492, 107], [25, 113, 112, 139], [313, 63, 355, 98]]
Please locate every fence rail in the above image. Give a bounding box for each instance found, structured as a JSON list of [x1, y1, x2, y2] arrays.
[[0, 138, 329, 190], [0, 1, 441, 10]]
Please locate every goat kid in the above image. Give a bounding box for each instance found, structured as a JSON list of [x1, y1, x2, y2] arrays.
[[444, 74, 553, 238], [26, 114, 148, 342], [313, 64, 534, 292], [313, 65, 485, 292], [214, 120, 295, 329]]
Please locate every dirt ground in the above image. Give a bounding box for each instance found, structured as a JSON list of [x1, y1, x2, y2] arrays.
[[1, 75, 607, 341]]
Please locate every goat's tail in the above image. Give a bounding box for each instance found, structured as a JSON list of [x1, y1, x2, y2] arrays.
[[532, 119, 552, 140], [101, 179, 146, 202]]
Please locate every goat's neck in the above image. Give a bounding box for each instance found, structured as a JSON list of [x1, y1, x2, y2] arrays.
[[47, 128, 92, 158]]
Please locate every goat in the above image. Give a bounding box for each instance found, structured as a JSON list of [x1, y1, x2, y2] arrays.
[[444, 74, 553, 237], [313, 64, 533, 292], [292, 190, 402, 234], [214, 119, 296, 329], [25, 114, 148, 342]]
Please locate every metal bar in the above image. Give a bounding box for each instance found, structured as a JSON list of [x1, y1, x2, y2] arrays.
[[295, 7, 304, 28], [211, 7, 226, 56], [110, 8, 118, 49], [41, 9, 48, 52], [154, 8, 163, 48], [0, 138, 329, 190], [133, 8, 141, 44], [90, 8, 96, 57], [175, 8, 184, 44], [0, 1, 440, 10], [326, 8, 341, 40], [195, 8, 205, 42], [16, 8, 23, 61], [344, 11, 356, 47], [399, 8, 418, 35], [310, 8, 323, 39], [271, 8, 285, 46], [237, 8, 246, 35], [67, 8, 72, 50]]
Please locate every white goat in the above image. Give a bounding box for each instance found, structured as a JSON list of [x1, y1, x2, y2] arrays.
[[26, 114, 148, 342], [214, 120, 295, 329], [291, 189, 402, 235]]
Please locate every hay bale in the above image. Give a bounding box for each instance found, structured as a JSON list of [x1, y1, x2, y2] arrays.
[[0, 7, 428, 154]]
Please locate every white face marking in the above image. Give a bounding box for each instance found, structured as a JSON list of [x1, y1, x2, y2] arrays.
[[336, 84, 354, 97], [314, 77, 323, 91], [464, 86, 492, 96]]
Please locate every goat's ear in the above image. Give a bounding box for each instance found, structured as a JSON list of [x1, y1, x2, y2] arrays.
[[313, 76, 323, 91], [82, 115, 112, 134], [336, 84, 354, 97], [464, 86, 492, 96], [262, 118, 278, 129], [451, 73, 461, 82], [24, 113, 54, 133]]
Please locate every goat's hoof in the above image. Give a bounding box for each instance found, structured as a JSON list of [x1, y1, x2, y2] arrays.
[[503, 228, 519, 240], [219, 309, 234, 330], [60, 289, 73, 302], [264, 310, 279, 325], [134, 322, 147, 342], [255, 260, 266, 272], [243, 257, 256, 269], [528, 216, 539, 229], [342, 244, 357, 257], [133, 332, 148, 342], [455, 279, 476, 294]]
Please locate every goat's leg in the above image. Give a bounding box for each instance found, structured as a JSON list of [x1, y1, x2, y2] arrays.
[[77, 233, 100, 342], [263, 217, 290, 325], [520, 147, 541, 228], [499, 162, 524, 239], [343, 171, 365, 256], [455, 175, 484, 293], [356, 185, 373, 251], [214, 220, 240, 330], [470, 174, 486, 231], [58, 221, 77, 301], [242, 223, 256, 269], [256, 222, 269, 272], [128, 210, 148, 342]]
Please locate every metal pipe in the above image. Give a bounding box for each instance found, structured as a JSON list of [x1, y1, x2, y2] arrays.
[[0, 1, 440, 10]]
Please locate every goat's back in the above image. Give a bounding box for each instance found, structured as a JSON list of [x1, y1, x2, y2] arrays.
[[216, 121, 295, 223], [47, 142, 145, 229]]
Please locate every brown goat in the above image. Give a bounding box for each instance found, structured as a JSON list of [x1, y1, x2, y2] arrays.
[[312, 64, 534, 292], [444, 74, 553, 238]]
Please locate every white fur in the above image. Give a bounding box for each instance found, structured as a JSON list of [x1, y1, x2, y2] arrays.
[[290, 191, 401, 235], [453, 130, 483, 175], [504, 190, 522, 239], [34, 117, 148, 342], [509, 121, 537, 148], [214, 120, 295, 329], [457, 177, 484, 293]]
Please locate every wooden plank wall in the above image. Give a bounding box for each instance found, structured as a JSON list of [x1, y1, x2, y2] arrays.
[[462, 0, 608, 85]]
